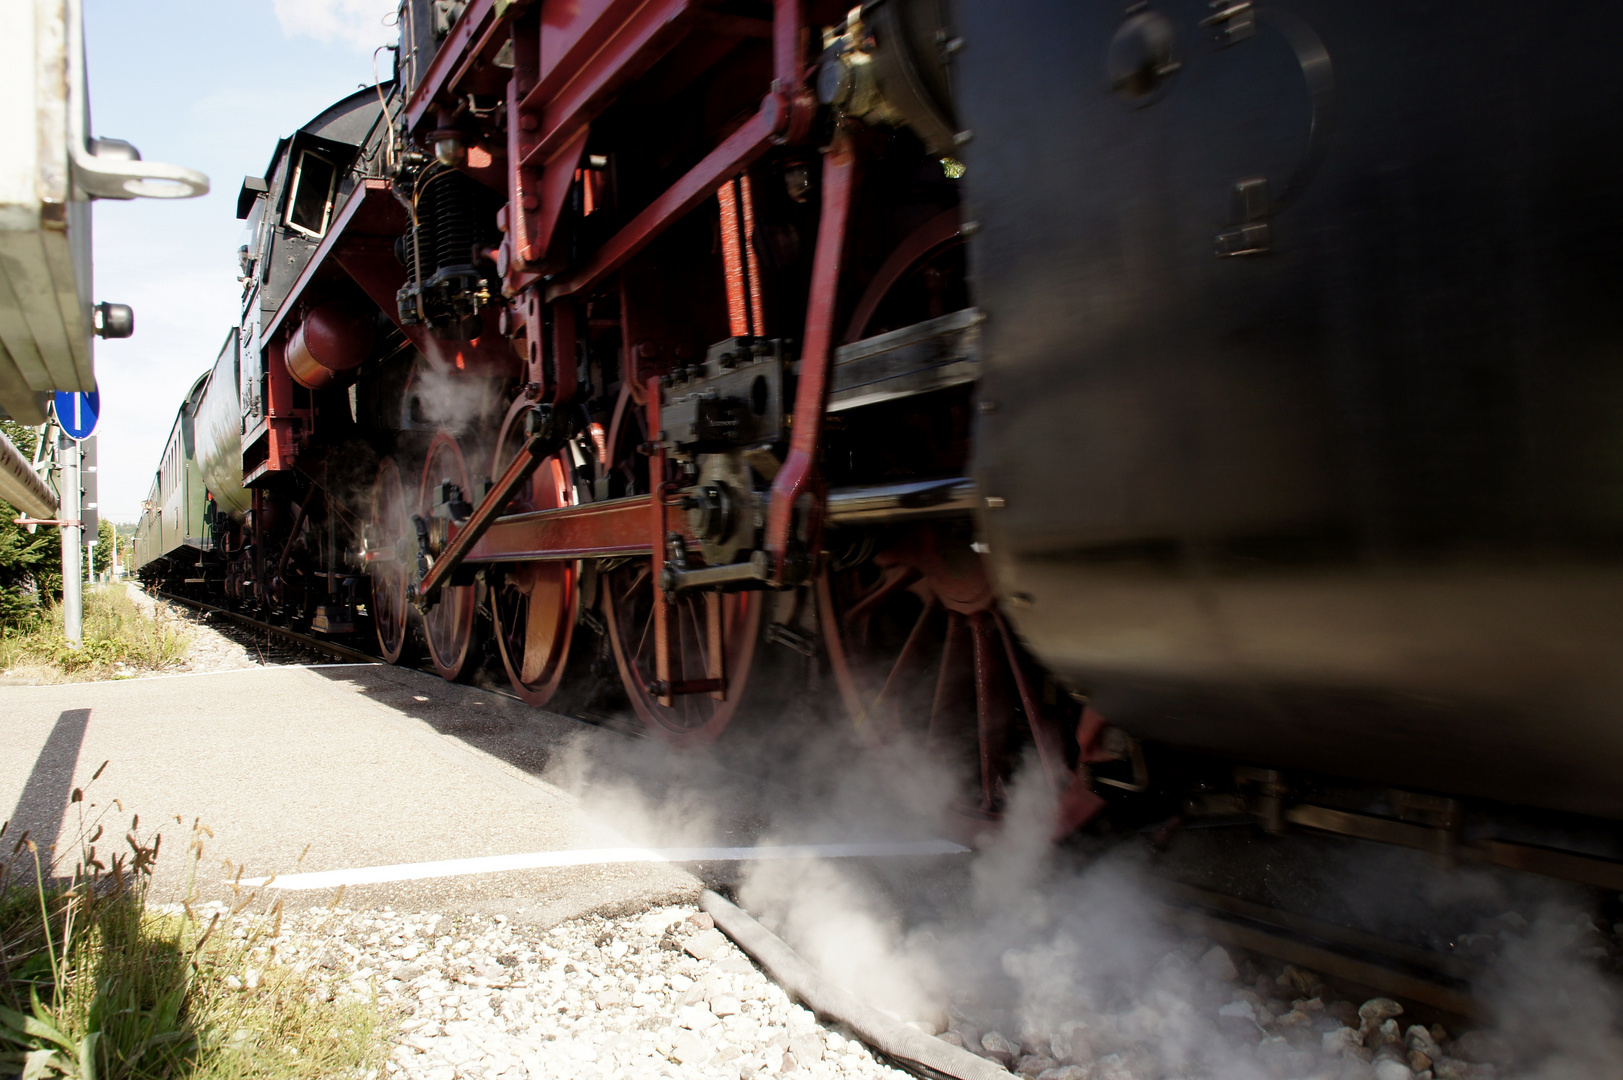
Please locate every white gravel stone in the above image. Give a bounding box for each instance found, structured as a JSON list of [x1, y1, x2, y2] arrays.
[[678, 1004, 718, 1031], [1197, 945, 1240, 981], [682, 927, 729, 961], [790, 1030, 827, 1063], [1375, 1060, 1416, 1080], [982, 1029, 1020, 1058], [1359, 997, 1405, 1029], [1325, 1025, 1365, 1055], [196, 900, 915, 1080], [1407, 1024, 1445, 1060]]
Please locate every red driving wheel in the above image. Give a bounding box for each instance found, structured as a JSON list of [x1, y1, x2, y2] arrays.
[[489, 398, 580, 706], [596, 383, 763, 745], [601, 565, 762, 746], [418, 431, 480, 681], [818, 525, 1091, 827]]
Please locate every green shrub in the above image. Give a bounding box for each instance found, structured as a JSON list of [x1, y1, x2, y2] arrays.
[[0, 419, 60, 632], [0, 586, 189, 682]]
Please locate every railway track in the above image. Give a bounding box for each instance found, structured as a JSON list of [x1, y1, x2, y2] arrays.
[[157, 590, 381, 666]]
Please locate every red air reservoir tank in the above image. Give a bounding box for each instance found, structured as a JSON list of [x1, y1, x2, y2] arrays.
[[286, 302, 374, 389]]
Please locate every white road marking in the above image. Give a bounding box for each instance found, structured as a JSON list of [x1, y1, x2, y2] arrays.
[[239, 840, 971, 890]]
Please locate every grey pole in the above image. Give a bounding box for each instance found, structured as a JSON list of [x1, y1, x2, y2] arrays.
[[59, 434, 82, 647]]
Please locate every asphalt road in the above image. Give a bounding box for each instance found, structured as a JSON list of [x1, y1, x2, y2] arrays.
[[3, 663, 714, 924], [3, 661, 969, 927]]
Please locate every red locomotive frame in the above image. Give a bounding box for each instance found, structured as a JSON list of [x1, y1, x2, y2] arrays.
[[222, 0, 1111, 836]]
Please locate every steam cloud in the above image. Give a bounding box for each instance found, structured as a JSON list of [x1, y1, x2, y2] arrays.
[[547, 717, 1623, 1080]]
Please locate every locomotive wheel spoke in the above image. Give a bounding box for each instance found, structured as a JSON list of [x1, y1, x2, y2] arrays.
[[968, 611, 1013, 814], [419, 432, 480, 682], [819, 537, 1093, 828], [928, 610, 975, 750], [843, 564, 922, 639], [994, 610, 1073, 797], [597, 383, 759, 745], [367, 457, 415, 665], [878, 597, 941, 717], [601, 561, 761, 746], [490, 398, 580, 706]]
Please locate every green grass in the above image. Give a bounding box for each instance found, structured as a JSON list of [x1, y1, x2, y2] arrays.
[[1, 783, 388, 1079], [0, 587, 189, 684]]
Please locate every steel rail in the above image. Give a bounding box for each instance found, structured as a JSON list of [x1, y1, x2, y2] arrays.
[[156, 590, 379, 665], [1283, 803, 1623, 893], [1151, 894, 1481, 1019], [1156, 880, 1479, 982]]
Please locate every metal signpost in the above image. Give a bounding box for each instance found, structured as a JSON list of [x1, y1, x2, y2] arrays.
[[82, 434, 99, 577], [53, 389, 99, 646]]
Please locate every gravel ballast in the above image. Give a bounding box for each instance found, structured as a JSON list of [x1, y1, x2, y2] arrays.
[[224, 899, 916, 1080]]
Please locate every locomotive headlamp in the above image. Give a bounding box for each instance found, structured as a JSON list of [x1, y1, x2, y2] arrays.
[[433, 131, 465, 167]]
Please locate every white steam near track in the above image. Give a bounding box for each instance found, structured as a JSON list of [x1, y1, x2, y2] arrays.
[[551, 727, 1623, 1080], [272, 0, 399, 52]]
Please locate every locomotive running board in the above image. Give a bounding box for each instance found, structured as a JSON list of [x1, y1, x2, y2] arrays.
[[827, 307, 983, 412], [825, 477, 977, 524]]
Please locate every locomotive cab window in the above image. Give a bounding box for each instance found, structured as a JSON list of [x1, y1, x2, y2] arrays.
[[285, 150, 338, 237]]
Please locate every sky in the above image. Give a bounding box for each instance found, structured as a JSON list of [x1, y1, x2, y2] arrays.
[[84, 0, 399, 519]]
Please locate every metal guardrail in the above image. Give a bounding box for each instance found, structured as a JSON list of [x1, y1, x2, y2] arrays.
[[0, 430, 56, 519]]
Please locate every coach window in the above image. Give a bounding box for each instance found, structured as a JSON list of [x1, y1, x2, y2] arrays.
[[286, 150, 338, 237]]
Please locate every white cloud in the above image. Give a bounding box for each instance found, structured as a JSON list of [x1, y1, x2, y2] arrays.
[[272, 0, 399, 53]]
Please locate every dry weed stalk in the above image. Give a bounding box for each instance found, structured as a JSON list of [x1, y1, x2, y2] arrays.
[[0, 766, 386, 1079]]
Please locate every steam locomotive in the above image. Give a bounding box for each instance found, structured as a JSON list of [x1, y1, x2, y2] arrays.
[[135, 0, 1623, 882]]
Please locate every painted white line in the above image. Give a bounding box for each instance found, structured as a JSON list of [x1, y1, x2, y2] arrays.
[[240, 840, 971, 891]]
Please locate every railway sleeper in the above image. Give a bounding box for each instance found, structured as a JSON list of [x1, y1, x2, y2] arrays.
[[1178, 774, 1623, 895]]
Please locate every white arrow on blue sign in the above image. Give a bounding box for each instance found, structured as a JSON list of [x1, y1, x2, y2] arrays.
[[54, 388, 100, 440]]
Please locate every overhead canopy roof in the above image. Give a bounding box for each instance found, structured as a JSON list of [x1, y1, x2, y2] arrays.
[[0, 0, 206, 423]]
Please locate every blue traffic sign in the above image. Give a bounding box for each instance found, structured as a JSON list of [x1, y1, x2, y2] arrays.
[[54, 388, 100, 440]]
